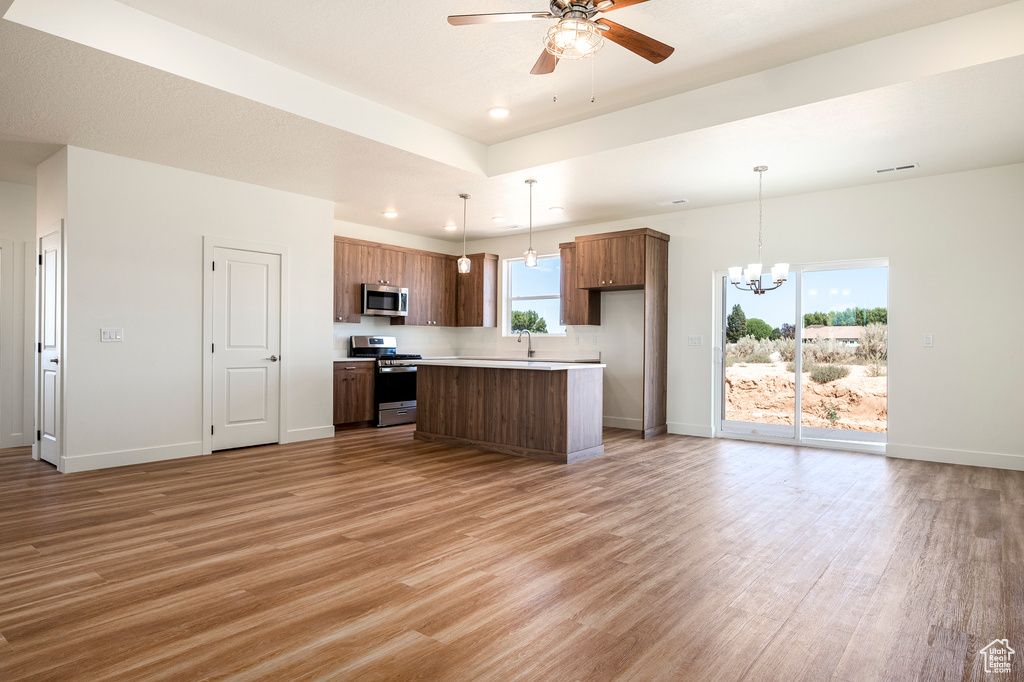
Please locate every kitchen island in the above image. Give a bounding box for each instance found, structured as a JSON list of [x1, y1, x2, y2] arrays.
[[413, 359, 605, 463]]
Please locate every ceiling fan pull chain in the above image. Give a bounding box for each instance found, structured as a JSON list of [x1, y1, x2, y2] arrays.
[[591, 52, 596, 103], [553, 67, 558, 103]]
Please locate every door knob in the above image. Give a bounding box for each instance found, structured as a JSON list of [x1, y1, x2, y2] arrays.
[[268, 355, 279, 362], [49, 358, 59, 364]]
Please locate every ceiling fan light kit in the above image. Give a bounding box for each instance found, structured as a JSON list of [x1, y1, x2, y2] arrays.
[[545, 18, 604, 60], [729, 166, 788, 295]]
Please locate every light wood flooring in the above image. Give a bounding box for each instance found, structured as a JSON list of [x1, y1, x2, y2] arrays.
[[1, 428, 1022, 681]]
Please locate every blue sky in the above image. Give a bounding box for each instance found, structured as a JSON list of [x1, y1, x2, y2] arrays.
[[509, 256, 561, 297], [726, 266, 888, 328]]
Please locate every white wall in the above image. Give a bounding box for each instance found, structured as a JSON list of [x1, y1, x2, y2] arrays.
[[0, 180, 36, 447], [48, 147, 334, 472], [461, 163, 1024, 470]]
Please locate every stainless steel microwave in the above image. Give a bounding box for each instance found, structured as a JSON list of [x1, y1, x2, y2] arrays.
[[362, 284, 409, 317]]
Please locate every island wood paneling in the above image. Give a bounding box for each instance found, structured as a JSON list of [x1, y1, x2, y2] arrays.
[[2, 433, 1021, 681], [414, 364, 604, 463]]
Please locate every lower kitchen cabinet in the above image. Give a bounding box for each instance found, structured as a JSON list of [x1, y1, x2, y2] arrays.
[[333, 363, 374, 425]]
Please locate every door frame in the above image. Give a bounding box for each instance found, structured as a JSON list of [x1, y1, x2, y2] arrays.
[[202, 236, 290, 455], [34, 221, 66, 466], [712, 257, 888, 456]]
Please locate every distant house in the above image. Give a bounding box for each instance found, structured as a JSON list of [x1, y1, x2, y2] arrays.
[[802, 325, 864, 344]]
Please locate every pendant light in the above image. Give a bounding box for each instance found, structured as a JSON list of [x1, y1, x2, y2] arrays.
[[524, 179, 538, 268], [728, 166, 788, 295], [457, 193, 471, 274]]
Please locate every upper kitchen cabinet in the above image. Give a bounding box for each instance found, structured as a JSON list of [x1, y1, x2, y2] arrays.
[[456, 253, 498, 327], [391, 251, 455, 327], [334, 237, 380, 323], [559, 242, 601, 326], [375, 247, 407, 288], [576, 230, 662, 290]]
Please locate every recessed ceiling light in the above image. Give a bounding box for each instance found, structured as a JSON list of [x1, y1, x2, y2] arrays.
[[444, 224, 457, 231], [548, 206, 564, 214], [489, 107, 510, 119], [382, 210, 398, 218], [492, 215, 506, 223]]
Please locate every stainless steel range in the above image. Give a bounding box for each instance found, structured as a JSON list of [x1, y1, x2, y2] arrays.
[[349, 336, 421, 427]]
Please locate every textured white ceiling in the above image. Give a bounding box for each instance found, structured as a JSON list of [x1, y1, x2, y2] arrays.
[[111, 0, 1017, 143], [1, 0, 1023, 241]]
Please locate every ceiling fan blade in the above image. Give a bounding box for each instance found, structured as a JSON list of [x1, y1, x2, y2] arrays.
[[599, 0, 653, 11], [531, 50, 559, 75], [596, 19, 674, 63], [448, 12, 551, 26]]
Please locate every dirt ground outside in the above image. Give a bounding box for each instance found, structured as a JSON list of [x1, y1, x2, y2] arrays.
[[725, 362, 887, 433]]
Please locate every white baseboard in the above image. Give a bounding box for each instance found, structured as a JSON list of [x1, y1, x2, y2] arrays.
[[282, 425, 336, 444], [887, 443, 1024, 472], [61, 441, 203, 473], [603, 416, 642, 430], [668, 422, 714, 438]]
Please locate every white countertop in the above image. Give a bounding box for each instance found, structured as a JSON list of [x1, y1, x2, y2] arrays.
[[416, 358, 605, 371], [333, 357, 375, 363]]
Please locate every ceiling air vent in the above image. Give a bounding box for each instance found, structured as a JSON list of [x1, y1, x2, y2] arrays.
[[875, 162, 919, 174], [496, 224, 522, 231], [656, 198, 689, 206]]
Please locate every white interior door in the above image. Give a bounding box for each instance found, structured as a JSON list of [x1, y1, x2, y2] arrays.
[[211, 247, 281, 450], [38, 229, 61, 466]]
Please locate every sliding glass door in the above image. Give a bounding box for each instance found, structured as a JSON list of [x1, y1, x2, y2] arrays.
[[719, 260, 888, 448], [720, 269, 798, 439], [799, 265, 888, 444]]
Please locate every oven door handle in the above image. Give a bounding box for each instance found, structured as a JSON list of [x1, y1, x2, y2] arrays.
[[378, 366, 417, 373]]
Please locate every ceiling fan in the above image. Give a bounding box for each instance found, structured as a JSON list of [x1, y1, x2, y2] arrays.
[[448, 0, 674, 75]]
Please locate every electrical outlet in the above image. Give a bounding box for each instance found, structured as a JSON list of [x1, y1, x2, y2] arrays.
[[574, 335, 579, 345], [923, 334, 933, 347], [591, 336, 597, 345], [688, 335, 703, 346]]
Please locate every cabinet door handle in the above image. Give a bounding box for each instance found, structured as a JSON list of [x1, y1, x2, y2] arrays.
[[345, 366, 356, 370]]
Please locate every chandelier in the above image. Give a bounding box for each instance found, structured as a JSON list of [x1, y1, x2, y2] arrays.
[[729, 166, 788, 295], [544, 18, 604, 60]]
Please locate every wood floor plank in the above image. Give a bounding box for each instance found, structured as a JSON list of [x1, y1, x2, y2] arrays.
[[1, 430, 1022, 681]]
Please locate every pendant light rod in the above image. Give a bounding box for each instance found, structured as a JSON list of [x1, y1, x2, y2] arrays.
[[458, 193, 471, 274], [524, 179, 538, 268]]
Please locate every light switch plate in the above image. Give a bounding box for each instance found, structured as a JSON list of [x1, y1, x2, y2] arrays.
[[100, 328, 123, 342], [688, 335, 703, 346], [923, 333, 933, 347]]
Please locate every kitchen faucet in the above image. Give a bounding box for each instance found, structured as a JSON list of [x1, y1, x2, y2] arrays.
[[517, 329, 534, 358]]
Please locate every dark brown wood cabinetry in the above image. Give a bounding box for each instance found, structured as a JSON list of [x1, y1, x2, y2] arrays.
[[456, 253, 498, 327], [565, 228, 669, 439], [393, 252, 457, 327], [333, 362, 374, 425], [576, 231, 646, 290], [334, 236, 493, 328], [559, 242, 601, 326], [334, 239, 379, 323]]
